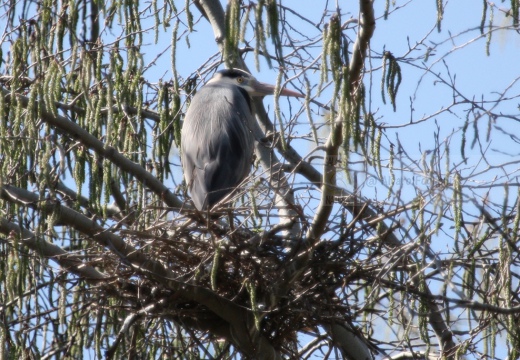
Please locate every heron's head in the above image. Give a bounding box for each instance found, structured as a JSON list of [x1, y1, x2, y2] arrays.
[[208, 69, 304, 98]]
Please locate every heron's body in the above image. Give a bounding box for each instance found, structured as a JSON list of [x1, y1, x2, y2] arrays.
[[181, 78, 255, 210], [181, 69, 303, 211]]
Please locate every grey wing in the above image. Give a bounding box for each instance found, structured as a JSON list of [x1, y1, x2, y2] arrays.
[[181, 85, 254, 210]]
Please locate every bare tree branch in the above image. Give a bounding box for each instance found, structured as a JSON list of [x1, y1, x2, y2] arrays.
[[0, 214, 106, 282]]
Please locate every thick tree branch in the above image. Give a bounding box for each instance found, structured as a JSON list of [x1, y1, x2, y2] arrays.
[[328, 323, 373, 360], [277, 0, 377, 301], [0, 214, 107, 281]]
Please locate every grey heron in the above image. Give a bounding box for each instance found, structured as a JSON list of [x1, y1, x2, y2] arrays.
[[181, 68, 303, 211]]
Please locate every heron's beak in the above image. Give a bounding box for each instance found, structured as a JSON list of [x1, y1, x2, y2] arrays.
[[251, 80, 305, 98]]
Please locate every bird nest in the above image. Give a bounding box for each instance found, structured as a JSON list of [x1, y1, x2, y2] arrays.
[[86, 200, 375, 356]]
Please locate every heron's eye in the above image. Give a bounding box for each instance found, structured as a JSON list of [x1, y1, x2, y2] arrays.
[[237, 77, 244, 83]]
